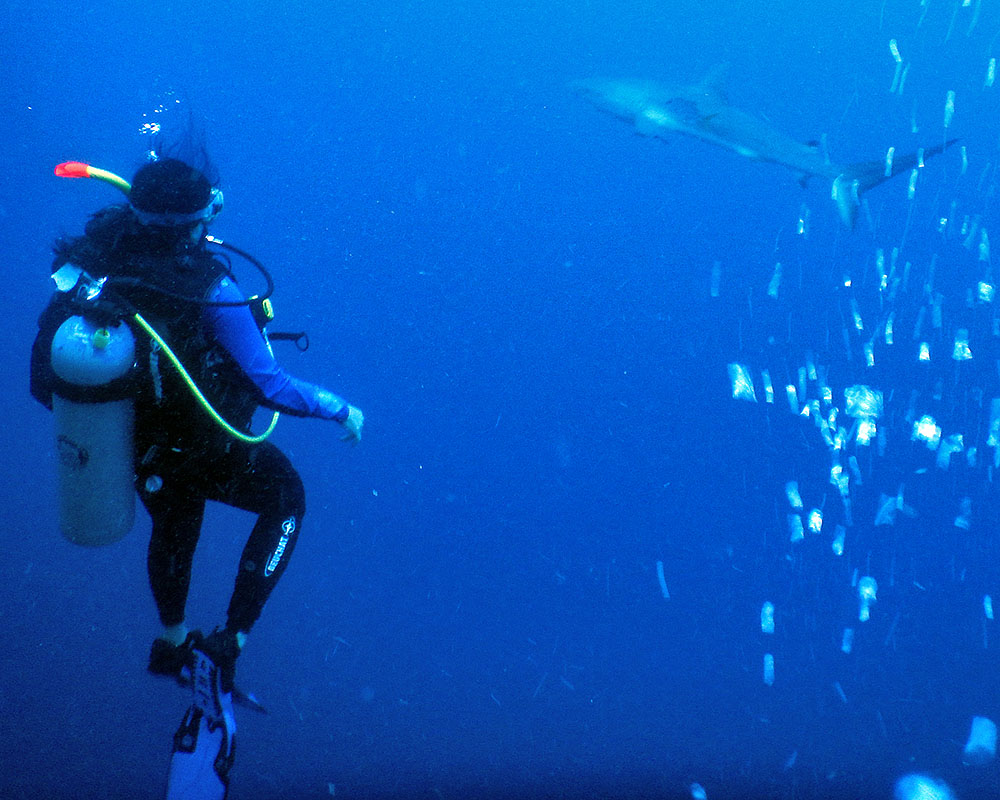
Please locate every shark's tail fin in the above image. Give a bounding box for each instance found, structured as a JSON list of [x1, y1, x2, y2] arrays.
[[832, 139, 960, 228]]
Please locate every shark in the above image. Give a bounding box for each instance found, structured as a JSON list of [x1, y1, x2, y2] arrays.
[[571, 67, 957, 228]]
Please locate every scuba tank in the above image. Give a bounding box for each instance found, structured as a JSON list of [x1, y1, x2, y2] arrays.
[[49, 282, 136, 546]]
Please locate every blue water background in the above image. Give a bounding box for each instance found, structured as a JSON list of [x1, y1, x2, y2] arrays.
[[2, 1, 999, 798]]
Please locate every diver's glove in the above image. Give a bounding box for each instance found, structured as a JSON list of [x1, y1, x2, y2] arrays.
[[335, 404, 364, 444]]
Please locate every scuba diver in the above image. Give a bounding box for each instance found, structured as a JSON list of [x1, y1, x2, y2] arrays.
[[30, 150, 363, 798]]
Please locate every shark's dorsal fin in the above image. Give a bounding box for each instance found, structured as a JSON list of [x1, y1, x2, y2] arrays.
[[698, 64, 730, 103]]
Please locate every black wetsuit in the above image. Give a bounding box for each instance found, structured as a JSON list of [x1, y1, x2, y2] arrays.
[[136, 427, 304, 633]]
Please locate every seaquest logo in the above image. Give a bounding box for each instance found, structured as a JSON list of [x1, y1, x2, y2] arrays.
[[264, 517, 296, 577]]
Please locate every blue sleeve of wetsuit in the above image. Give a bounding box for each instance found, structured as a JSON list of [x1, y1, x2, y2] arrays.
[[203, 278, 348, 420]]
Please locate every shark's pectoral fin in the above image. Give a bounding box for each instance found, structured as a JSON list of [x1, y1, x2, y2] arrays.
[[798, 174, 810, 189]]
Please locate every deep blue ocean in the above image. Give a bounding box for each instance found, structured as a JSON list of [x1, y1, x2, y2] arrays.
[[3, 1, 1000, 798]]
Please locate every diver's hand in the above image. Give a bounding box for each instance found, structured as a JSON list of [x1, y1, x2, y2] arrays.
[[338, 404, 364, 444]]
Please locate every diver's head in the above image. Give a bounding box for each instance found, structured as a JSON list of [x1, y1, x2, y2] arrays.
[[129, 157, 223, 237]]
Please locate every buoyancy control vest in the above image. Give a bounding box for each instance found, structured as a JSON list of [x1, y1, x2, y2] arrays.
[[40, 206, 263, 448]]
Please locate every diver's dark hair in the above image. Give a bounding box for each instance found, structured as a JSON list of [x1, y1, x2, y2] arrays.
[[130, 158, 212, 214], [130, 114, 220, 214], [51, 204, 202, 269], [145, 115, 220, 187]]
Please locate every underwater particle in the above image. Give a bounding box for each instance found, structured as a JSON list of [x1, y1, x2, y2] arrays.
[[894, 773, 955, 800], [858, 576, 878, 622], [875, 493, 898, 526], [727, 363, 756, 402], [953, 496, 972, 529], [952, 328, 972, 360], [761, 369, 774, 403], [963, 716, 997, 765], [767, 262, 782, 298], [936, 434, 964, 470], [988, 400, 1000, 447], [785, 481, 803, 510], [797, 205, 810, 236], [890, 61, 903, 93], [785, 384, 798, 414], [655, 560, 670, 600], [832, 526, 846, 556], [763, 653, 775, 686], [845, 385, 883, 419], [710, 261, 721, 297], [807, 508, 823, 533], [760, 601, 775, 634], [912, 416, 941, 448], [851, 298, 864, 331], [788, 514, 804, 543]]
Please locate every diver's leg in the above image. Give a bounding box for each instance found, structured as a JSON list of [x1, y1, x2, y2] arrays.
[[216, 441, 307, 635], [138, 451, 207, 678], [146, 504, 205, 630], [192, 441, 305, 691]]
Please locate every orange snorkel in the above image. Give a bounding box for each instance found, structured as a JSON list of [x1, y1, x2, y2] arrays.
[[55, 161, 132, 195]]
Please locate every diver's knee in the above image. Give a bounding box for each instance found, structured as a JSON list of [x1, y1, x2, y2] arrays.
[[284, 469, 306, 518]]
